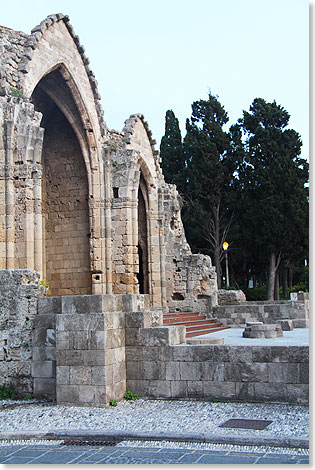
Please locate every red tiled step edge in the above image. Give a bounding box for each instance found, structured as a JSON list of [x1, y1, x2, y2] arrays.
[[163, 311, 230, 338], [186, 326, 230, 338]]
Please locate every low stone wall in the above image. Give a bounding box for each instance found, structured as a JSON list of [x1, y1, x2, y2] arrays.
[[0, 270, 45, 394], [126, 324, 308, 404], [0, 270, 309, 406], [213, 298, 309, 328]]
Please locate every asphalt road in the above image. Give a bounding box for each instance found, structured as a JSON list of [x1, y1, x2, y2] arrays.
[[0, 443, 309, 464]]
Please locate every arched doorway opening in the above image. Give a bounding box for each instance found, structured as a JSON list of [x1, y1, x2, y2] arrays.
[[137, 173, 149, 294], [32, 68, 92, 296]]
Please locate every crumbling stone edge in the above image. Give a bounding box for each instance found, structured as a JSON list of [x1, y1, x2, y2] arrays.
[[0, 430, 308, 449]]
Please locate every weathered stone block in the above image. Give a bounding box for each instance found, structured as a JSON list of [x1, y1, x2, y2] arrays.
[[289, 347, 309, 364], [141, 360, 166, 380], [125, 346, 143, 362], [299, 363, 309, 384], [254, 382, 287, 401], [69, 365, 92, 385], [165, 362, 180, 381], [32, 346, 46, 361], [89, 330, 106, 350], [34, 314, 56, 330], [61, 295, 103, 315], [56, 366, 70, 385], [286, 384, 309, 404], [172, 345, 196, 362], [159, 346, 174, 362], [235, 382, 255, 400], [64, 350, 85, 366], [126, 379, 150, 397], [94, 386, 107, 404], [139, 327, 169, 346], [57, 385, 80, 403], [170, 380, 188, 398], [204, 363, 224, 381], [229, 346, 253, 363], [106, 329, 125, 349], [32, 360, 55, 378], [187, 380, 204, 397], [252, 347, 273, 363], [78, 385, 95, 403], [113, 361, 126, 383], [91, 366, 106, 385], [34, 377, 56, 395], [270, 346, 290, 363], [84, 350, 106, 366], [203, 381, 236, 399], [179, 362, 206, 381], [38, 297, 62, 315], [45, 346, 56, 361], [125, 311, 152, 329], [142, 346, 160, 361], [70, 330, 89, 350], [278, 319, 294, 331], [125, 327, 139, 346], [56, 331, 70, 350], [268, 363, 300, 384], [147, 380, 171, 398]]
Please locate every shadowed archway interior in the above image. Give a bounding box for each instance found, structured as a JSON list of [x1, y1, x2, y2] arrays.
[[137, 173, 149, 294], [32, 70, 92, 296]]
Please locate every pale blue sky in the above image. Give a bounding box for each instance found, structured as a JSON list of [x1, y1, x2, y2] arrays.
[[1, 0, 310, 160]]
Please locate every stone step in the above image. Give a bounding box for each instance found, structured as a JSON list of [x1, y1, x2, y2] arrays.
[[185, 322, 223, 332], [163, 317, 211, 326], [163, 311, 229, 338], [186, 326, 230, 338]]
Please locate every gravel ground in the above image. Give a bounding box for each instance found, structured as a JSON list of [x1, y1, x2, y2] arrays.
[[0, 399, 308, 439]]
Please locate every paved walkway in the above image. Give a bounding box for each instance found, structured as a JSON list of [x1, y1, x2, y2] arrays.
[[0, 443, 309, 464]]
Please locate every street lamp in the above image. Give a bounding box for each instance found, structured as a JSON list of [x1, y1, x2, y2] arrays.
[[223, 241, 229, 289]]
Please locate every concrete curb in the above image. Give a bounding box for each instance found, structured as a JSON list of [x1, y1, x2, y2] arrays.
[[0, 430, 309, 449]]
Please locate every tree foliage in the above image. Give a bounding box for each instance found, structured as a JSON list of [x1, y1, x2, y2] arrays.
[[236, 98, 309, 299], [159, 95, 309, 298], [160, 110, 184, 190]]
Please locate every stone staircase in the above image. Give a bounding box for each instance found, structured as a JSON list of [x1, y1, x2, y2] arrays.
[[163, 312, 230, 338]]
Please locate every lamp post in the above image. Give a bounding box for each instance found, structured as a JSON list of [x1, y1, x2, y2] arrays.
[[223, 241, 229, 289]]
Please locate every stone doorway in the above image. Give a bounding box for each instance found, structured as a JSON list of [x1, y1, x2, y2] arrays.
[[32, 70, 92, 296]]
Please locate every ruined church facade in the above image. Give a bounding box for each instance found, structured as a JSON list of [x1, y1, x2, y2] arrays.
[[0, 13, 218, 313], [0, 15, 309, 406]]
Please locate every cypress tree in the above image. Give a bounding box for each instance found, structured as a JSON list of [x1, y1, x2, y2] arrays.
[[160, 110, 184, 191]]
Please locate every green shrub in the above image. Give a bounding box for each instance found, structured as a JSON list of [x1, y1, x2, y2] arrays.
[[243, 285, 268, 301], [0, 384, 17, 400], [124, 390, 138, 401], [290, 283, 306, 293], [109, 399, 117, 407]]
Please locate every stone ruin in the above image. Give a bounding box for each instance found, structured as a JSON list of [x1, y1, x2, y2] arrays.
[[0, 15, 308, 406]]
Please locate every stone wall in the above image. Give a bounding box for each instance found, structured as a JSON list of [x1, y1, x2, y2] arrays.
[[41, 103, 91, 296], [213, 298, 309, 328], [0, 269, 45, 394], [126, 325, 308, 404]]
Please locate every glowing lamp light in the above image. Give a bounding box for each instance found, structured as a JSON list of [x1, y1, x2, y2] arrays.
[[223, 242, 229, 251]]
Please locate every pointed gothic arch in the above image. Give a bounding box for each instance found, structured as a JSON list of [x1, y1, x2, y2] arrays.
[[31, 66, 93, 296]]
